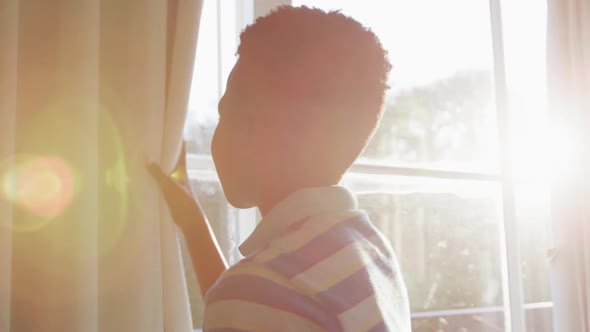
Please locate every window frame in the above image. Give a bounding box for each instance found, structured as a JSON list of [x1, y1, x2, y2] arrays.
[[184, 0, 553, 330], [488, 0, 527, 330]]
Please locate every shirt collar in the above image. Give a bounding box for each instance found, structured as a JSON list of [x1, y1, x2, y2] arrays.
[[239, 185, 358, 256]]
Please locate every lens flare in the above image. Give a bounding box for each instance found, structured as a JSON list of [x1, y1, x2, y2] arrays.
[[1, 155, 75, 229], [3, 100, 135, 303], [12, 101, 130, 258], [105, 158, 128, 194]]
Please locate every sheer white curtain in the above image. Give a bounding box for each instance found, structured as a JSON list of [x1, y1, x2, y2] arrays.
[[0, 0, 202, 331], [547, 0, 590, 331]]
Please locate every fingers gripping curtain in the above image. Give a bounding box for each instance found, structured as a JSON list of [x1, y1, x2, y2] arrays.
[[547, 0, 590, 331], [0, 1, 202, 331]]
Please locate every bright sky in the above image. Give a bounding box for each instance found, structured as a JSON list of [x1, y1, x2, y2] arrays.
[[188, 0, 496, 124], [188, 0, 546, 113], [296, 0, 494, 90]]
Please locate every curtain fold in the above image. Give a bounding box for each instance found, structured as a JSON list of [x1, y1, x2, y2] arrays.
[[0, 0, 202, 331], [547, 0, 590, 331], [0, 1, 18, 330], [160, 0, 204, 328]]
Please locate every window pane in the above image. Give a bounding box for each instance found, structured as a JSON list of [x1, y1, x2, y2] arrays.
[[412, 311, 504, 332], [525, 306, 553, 332], [294, 0, 499, 171], [501, 0, 550, 182], [184, 0, 239, 155], [342, 174, 505, 315], [516, 183, 552, 304]]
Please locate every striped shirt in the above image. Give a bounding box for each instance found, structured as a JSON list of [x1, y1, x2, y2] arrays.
[[203, 186, 411, 332]]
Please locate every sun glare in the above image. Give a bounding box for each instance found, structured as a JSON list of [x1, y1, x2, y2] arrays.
[[511, 121, 577, 182], [1, 155, 76, 230]]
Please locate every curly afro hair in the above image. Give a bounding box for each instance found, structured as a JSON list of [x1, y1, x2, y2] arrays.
[[235, 5, 392, 181]]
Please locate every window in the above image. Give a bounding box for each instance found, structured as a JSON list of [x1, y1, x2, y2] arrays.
[[182, 0, 552, 330]]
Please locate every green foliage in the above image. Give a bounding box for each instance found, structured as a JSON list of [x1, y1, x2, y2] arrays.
[[363, 71, 495, 164]]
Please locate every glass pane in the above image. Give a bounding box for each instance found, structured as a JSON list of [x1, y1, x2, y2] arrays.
[[184, 0, 239, 155], [342, 174, 505, 316], [516, 183, 552, 304], [294, 0, 499, 171], [412, 311, 504, 332], [525, 306, 553, 332], [501, 0, 551, 182], [188, 174, 240, 261], [185, 0, 218, 155]]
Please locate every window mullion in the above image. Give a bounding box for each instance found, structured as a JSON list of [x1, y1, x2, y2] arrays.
[[489, 0, 526, 331], [216, 0, 223, 100], [349, 162, 500, 182], [188, 154, 503, 182]]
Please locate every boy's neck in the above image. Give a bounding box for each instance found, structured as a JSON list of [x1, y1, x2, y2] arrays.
[[257, 185, 298, 217], [257, 179, 339, 217]]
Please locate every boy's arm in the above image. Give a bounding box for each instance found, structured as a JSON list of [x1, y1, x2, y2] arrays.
[[147, 161, 227, 295], [179, 200, 227, 294]]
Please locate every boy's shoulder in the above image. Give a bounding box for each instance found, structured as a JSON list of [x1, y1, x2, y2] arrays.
[[208, 208, 389, 297], [204, 251, 293, 304], [204, 209, 364, 304], [204, 208, 411, 331], [203, 245, 344, 332]]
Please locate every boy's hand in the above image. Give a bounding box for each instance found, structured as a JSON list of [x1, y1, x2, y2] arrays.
[[147, 143, 201, 232], [147, 143, 227, 293]]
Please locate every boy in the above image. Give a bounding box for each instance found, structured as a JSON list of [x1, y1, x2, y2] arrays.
[[150, 5, 410, 331]]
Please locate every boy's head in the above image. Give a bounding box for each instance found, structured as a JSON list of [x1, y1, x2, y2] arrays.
[[211, 6, 391, 209]]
